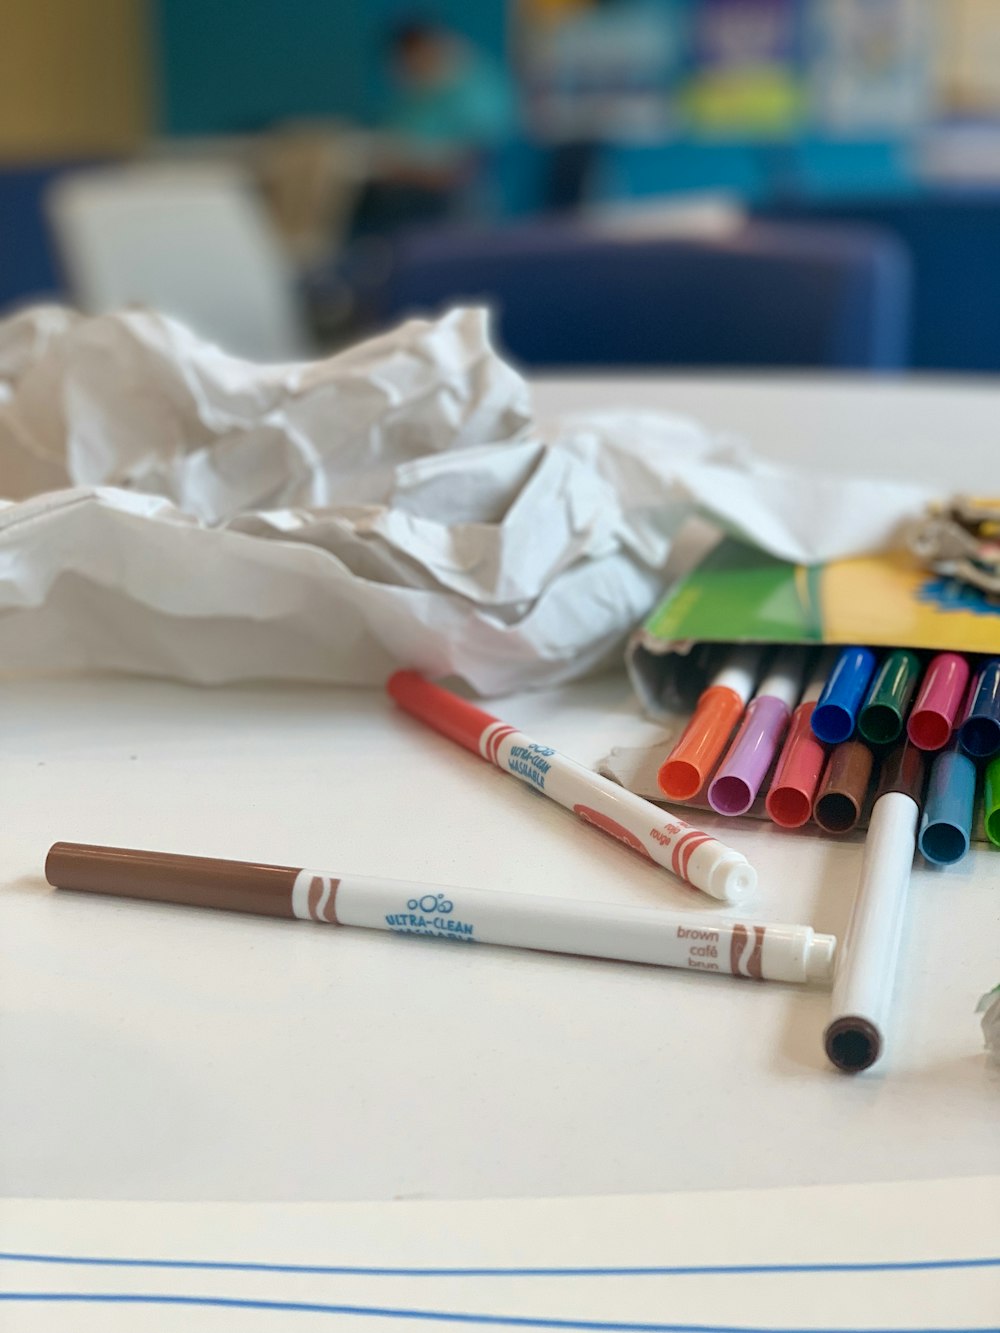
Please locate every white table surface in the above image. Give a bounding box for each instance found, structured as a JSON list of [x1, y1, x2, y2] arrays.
[[3, 374, 999, 1204]]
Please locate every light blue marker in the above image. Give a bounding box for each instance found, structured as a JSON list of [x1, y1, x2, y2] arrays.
[[918, 741, 977, 866]]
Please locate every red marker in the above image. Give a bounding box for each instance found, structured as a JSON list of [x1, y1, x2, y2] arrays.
[[388, 672, 757, 903], [907, 652, 969, 751], [766, 650, 835, 829]]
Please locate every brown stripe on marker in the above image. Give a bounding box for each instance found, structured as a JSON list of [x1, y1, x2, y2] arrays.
[[319, 879, 341, 923], [45, 842, 300, 918], [304, 874, 341, 923], [730, 923, 748, 975], [746, 925, 764, 980], [307, 875, 325, 921]]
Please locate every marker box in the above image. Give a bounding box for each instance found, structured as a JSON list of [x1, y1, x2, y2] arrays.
[[624, 539, 999, 847]]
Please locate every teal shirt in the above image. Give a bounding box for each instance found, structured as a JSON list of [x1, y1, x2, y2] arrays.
[[388, 53, 515, 157]]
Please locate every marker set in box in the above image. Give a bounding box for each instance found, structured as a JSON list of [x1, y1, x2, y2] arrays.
[[656, 645, 1000, 867], [628, 537, 1000, 865]]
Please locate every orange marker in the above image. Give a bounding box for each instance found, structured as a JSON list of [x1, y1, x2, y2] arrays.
[[658, 648, 764, 801]]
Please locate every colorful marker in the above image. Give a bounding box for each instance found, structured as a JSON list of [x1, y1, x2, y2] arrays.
[[387, 672, 756, 903], [708, 648, 806, 816], [858, 649, 921, 747], [958, 659, 1000, 760], [907, 652, 970, 751], [813, 739, 875, 835], [811, 647, 878, 745], [984, 755, 1000, 849], [765, 649, 834, 829], [657, 647, 762, 801], [824, 740, 927, 1073], [918, 740, 977, 866], [45, 843, 836, 985]]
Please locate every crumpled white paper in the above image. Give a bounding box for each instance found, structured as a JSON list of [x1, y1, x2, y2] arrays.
[[0, 304, 934, 694]]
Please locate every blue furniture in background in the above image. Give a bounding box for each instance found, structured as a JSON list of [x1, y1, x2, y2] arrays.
[[379, 217, 911, 369], [761, 194, 1000, 372], [0, 162, 93, 311]]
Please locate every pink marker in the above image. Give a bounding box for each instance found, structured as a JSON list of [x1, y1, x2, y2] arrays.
[[907, 653, 970, 751], [765, 649, 836, 829], [708, 648, 807, 816], [388, 671, 756, 903]]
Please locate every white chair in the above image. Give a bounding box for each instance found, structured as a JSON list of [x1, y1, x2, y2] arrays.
[[46, 162, 314, 362]]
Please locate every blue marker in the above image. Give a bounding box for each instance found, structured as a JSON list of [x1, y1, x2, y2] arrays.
[[918, 741, 977, 866], [811, 647, 877, 745], [958, 659, 1000, 760]]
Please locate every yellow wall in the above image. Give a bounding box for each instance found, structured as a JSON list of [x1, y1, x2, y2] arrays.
[[939, 0, 1000, 112], [0, 0, 150, 158]]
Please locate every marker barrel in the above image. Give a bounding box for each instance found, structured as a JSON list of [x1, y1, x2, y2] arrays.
[[824, 792, 917, 1073], [824, 741, 927, 1073], [45, 843, 835, 985], [958, 660, 1000, 760], [389, 671, 756, 903], [984, 756, 1000, 849], [812, 647, 877, 745], [858, 650, 921, 747], [813, 739, 874, 834], [765, 700, 826, 828], [918, 744, 976, 866], [907, 653, 970, 751]]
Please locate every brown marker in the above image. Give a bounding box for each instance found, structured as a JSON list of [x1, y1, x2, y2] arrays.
[[813, 739, 875, 834], [44, 842, 836, 984]]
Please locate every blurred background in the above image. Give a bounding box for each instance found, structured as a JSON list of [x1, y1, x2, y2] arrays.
[[5, 0, 1000, 371]]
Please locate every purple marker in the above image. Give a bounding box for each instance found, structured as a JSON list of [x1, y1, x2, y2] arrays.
[[709, 648, 808, 816]]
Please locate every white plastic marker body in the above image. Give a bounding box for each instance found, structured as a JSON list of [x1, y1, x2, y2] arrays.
[[387, 671, 757, 903], [824, 741, 927, 1073], [45, 843, 835, 985]]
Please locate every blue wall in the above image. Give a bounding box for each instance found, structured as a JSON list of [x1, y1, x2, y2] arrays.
[[155, 0, 508, 133]]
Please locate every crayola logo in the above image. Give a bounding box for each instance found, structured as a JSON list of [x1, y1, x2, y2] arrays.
[[303, 874, 340, 923]]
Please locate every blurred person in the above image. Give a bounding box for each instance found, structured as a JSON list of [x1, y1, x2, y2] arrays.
[[352, 17, 516, 236]]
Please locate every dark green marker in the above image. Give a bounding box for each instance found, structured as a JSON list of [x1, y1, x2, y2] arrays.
[[858, 649, 922, 747]]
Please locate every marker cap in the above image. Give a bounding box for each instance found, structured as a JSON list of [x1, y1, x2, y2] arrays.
[[919, 744, 976, 866], [907, 652, 970, 751], [858, 649, 921, 747], [812, 647, 877, 745], [958, 659, 1000, 760], [708, 695, 790, 816], [813, 739, 874, 834], [657, 684, 744, 801], [388, 670, 498, 757], [765, 700, 827, 828], [983, 755, 1000, 849]]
